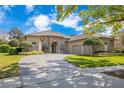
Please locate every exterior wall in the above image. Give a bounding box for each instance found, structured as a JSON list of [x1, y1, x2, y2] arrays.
[[66, 38, 114, 55], [66, 40, 92, 55], [25, 35, 114, 55], [114, 38, 124, 50], [25, 36, 41, 51], [25, 35, 68, 53]]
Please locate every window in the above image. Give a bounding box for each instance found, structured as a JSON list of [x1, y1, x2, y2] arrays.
[[32, 42, 36, 48]]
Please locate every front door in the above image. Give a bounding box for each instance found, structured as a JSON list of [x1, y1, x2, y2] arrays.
[[51, 42, 57, 53]]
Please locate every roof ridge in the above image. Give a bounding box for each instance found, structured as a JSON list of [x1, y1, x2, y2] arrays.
[[26, 30, 70, 38]]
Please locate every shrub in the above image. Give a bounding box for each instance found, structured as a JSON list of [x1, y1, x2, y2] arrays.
[[8, 38, 19, 47], [9, 47, 23, 55], [0, 44, 10, 53], [16, 47, 23, 53], [9, 47, 17, 55], [19, 41, 32, 52], [121, 51, 124, 53], [19, 51, 44, 55], [115, 49, 122, 53]]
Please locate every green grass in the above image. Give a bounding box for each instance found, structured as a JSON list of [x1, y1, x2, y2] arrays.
[[65, 55, 124, 68], [0, 53, 24, 79]]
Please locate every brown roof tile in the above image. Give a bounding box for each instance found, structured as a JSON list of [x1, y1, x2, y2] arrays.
[[68, 34, 114, 42], [26, 30, 71, 38]]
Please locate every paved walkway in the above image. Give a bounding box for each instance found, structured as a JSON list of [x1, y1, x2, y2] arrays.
[[0, 54, 124, 88]]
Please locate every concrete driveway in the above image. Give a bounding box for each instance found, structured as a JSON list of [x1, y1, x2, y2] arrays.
[[1, 54, 124, 88]]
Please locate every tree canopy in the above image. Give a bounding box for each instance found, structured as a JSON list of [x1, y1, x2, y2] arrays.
[[56, 5, 124, 36], [83, 38, 104, 54], [8, 27, 23, 40], [8, 38, 19, 47], [83, 38, 104, 46]]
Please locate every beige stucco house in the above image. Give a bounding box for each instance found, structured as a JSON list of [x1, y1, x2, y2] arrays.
[[24, 30, 115, 55]]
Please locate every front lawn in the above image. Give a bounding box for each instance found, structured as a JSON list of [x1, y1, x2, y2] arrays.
[[0, 53, 24, 79], [65, 55, 124, 68]]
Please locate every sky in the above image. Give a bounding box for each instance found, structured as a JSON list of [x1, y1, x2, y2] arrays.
[[0, 5, 88, 36]]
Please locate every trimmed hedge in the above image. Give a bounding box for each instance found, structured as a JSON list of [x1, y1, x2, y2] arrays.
[[114, 49, 122, 53], [0, 44, 10, 53], [9, 47, 17, 55], [8, 47, 23, 55], [19, 51, 44, 55]]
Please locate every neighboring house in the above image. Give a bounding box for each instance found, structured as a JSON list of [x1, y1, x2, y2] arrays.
[[24, 30, 114, 55]]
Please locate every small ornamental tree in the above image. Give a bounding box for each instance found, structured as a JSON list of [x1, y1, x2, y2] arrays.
[[8, 38, 19, 47], [19, 41, 32, 52], [83, 38, 104, 54]]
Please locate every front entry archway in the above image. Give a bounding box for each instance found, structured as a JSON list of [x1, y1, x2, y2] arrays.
[[51, 42, 58, 53]]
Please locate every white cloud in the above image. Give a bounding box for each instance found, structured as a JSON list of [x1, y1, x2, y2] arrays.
[[25, 5, 34, 13], [2, 5, 14, 11], [33, 15, 50, 30], [25, 14, 51, 34], [0, 5, 14, 23], [25, 13, 82, 34], [51, 14, 82, 31], [0, 12, 5, 21]]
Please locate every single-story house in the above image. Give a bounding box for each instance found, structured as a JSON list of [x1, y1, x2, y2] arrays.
[[23, 30, 115, 55]]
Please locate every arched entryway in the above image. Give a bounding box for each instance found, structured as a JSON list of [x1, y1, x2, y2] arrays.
[[51, 42, 59, 53], [42, 41, 49, 53]]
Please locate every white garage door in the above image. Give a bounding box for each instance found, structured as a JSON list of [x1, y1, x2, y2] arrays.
[[71, 45, 83, 55], [84, 46, 92, 55]]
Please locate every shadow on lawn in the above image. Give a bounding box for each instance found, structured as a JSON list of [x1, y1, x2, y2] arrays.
[[65, 57, 117, 68], [0, 63, 19, 79]]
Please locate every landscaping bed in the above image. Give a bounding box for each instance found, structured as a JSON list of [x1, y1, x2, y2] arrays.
[[65, 55, 124, 68]]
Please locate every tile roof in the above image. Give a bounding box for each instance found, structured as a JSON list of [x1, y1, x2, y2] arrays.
[[68, 34, 114, 42], [26, 30, 71, 38], [26, 30, 114, 41]]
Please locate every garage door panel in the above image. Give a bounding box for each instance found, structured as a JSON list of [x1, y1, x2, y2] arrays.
[[71, 45, 82, 55]]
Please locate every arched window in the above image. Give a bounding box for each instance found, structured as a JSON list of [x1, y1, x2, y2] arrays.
[[42, 41, 49, 53], [60, 43, 65, 51], [32, 42, 37, 48]]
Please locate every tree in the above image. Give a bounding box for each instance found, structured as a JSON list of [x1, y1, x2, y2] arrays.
[[0, 38, 8, 45], [8, 38, 19, 47], [56, 5, 124, 36], [83, 38, 104, 54], [19, 41, 32, 52], [8, 27, 23, 40]]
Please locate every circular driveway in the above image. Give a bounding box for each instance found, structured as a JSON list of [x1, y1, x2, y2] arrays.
[[18, 54, 124, 88]]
